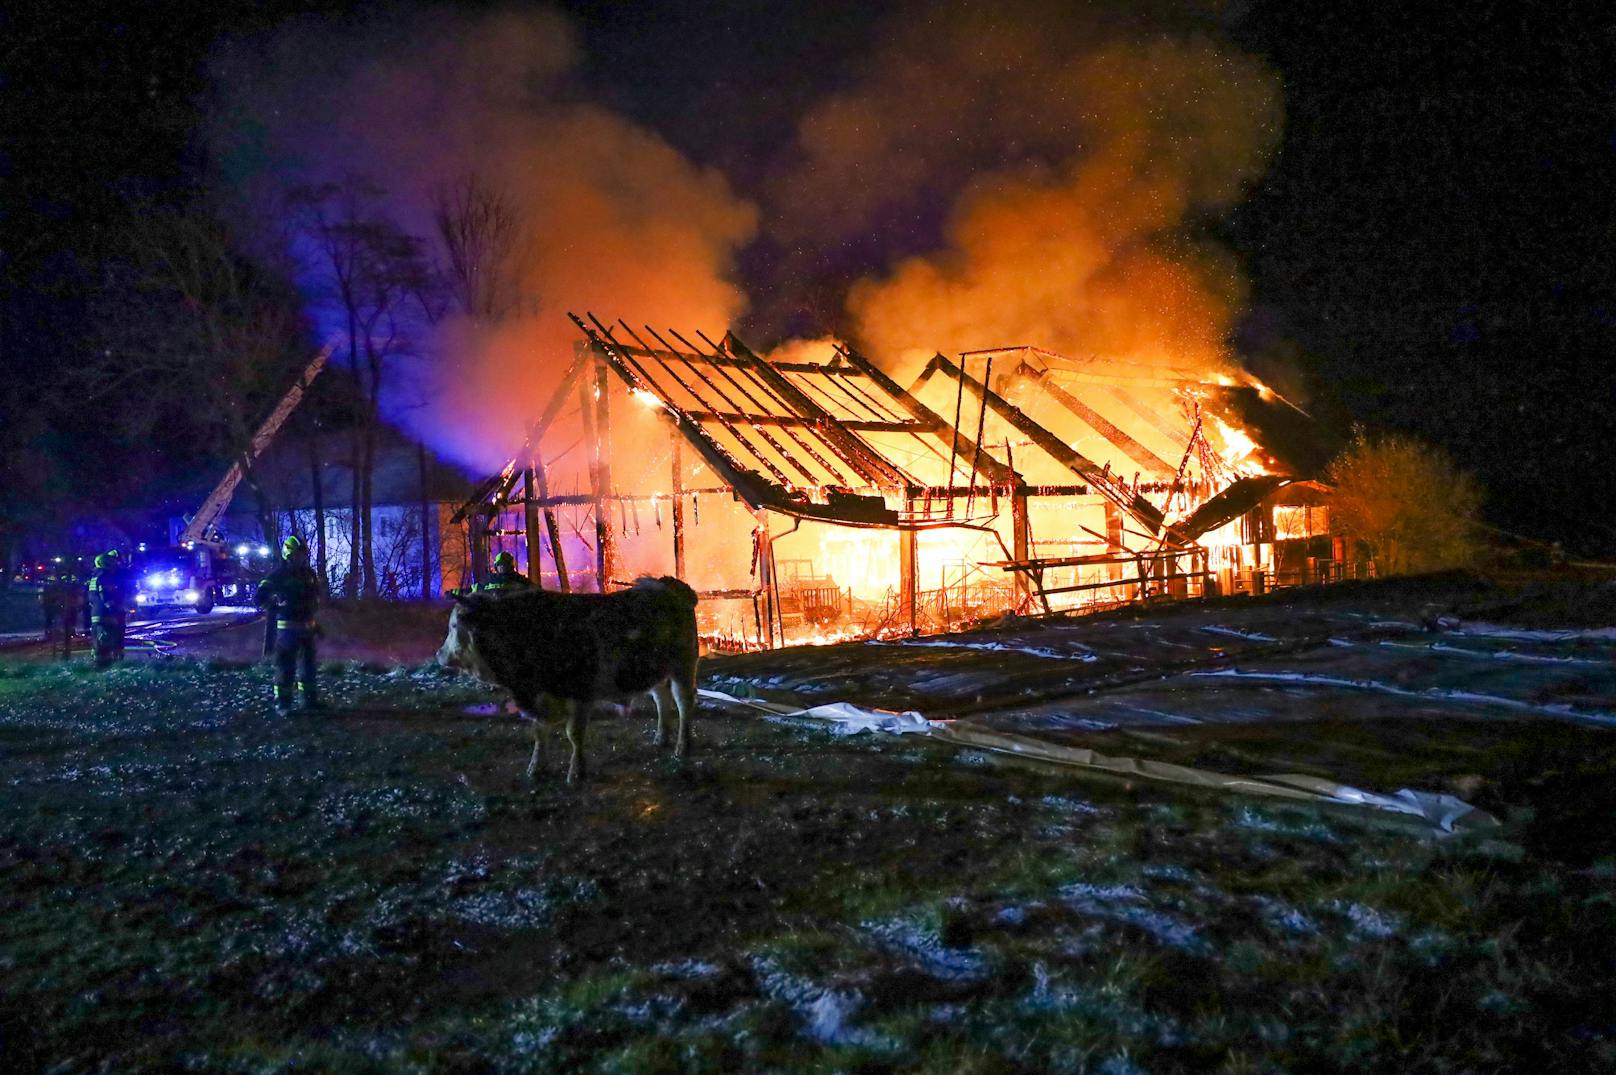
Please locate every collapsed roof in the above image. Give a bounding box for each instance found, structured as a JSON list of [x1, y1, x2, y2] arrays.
[[456, 314, 1328, 547]]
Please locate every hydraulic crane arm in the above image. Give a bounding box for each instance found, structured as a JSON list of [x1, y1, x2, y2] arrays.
[[179, 343, 334, 547]]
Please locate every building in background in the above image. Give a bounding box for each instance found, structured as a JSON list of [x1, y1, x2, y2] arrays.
[[189, 422, 477, 600]]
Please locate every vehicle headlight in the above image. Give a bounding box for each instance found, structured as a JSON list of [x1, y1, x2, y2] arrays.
[[135, 594, 149, 605], [180, 589, 199, 603]]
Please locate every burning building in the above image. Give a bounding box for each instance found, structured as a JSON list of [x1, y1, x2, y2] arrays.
[[453, 314, 1338, 648]]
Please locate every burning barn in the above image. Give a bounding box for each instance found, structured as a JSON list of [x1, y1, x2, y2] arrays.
[[453, 314, 1338, 649]]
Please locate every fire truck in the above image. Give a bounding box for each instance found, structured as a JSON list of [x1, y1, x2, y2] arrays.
[[134, 345, 331, 613]]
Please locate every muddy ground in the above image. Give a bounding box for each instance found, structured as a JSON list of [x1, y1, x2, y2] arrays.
[[1, 572, 1614, 1073]]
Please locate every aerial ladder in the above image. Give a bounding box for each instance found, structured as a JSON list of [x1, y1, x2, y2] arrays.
[[136, 344, 333, 613]]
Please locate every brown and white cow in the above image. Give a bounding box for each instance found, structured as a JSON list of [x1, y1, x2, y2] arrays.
[[436, 576, 700, 784]]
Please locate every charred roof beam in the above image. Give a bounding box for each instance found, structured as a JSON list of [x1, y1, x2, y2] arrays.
[[834, 345, 1019, 489], [911, 353, 1165, 534], [721, 332, 913, 490], [1007, 362, 1176, 477]]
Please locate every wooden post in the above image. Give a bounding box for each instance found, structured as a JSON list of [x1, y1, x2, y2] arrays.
[[670, 425, 686, 579], [522, 465, 542, 586], [534, 453, 568, 592], [899, 526, 918, 635], [1104, 501, 1124, 583], [1010, 488, 1034, 612], [467, 513, 489, 590], [579, 362, 620, 592], [754, 509, 777, 648]]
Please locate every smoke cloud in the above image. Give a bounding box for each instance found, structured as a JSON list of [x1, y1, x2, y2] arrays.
[[209, 5, 758, 471], [765, 3, 1281, 378], [210, 1, 1283, 471]]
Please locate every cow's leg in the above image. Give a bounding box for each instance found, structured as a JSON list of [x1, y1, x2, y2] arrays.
[[651, 681, 673, 748], [672, 673, 696, 758], [564, 699, 589, 785], [524, 712, 545, 780], [521, 696, 549, 780]]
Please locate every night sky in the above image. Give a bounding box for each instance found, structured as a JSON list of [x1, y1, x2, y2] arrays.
[[3, 0, 1613, 551]]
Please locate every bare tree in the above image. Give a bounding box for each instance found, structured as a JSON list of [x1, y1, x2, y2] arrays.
[[431, 171, 529, 322], [77, 204, 308, 545], [288, 179, 433, 596]]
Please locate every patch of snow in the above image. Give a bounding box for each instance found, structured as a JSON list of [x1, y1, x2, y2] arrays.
[[1191, 668, 1616, 727], [749, 956, 878, 1047], [1325, 899, 1401, 940], [448, 888, 552, 930], [510, 1026, 559, 1053], [1040, 794, 1102, 816], [1409, 930, 1456, 966], [1200, 625, 1280, 642], [862, 918, 989, 982], [611, 994, 685, 1025], [1234, 806, 1340, 843], [1252, 896, 1318, 936], [1452, 622, 1616, 643], [992, 905, 1028, 927], [1112, 703, 1203, 725], [895, 638, 1100, 662], [1401, 640, 1610, 667], [1058, 883, 1208, 954]]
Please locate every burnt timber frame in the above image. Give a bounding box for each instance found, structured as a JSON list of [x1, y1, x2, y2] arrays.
[[449, 316, 1317, 637]]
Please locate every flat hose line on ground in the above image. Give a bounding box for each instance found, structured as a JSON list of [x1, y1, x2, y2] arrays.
[[695, 687, 1496, 835]]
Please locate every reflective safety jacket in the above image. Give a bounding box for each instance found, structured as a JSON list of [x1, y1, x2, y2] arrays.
[[86, 568, 127, 622], [255, 562, 322, 626], [473, 567, 534, 596]]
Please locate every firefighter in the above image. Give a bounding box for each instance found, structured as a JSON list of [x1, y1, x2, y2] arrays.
[[85, 553, 128, 667], [255, 535, 323, 715], [448, 551, 533, 598], [477, 551, 533, 595]]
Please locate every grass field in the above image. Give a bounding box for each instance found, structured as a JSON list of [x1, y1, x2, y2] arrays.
[[2, 649, 1613, 1073]]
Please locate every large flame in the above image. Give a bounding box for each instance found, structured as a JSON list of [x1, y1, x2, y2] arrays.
[[1207, 414, 1270, 478]]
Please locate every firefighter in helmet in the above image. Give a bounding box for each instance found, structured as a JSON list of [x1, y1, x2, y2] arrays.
[[255, 535, 324, 715], [448, 550, 533, 598], [85, 551, 128, 667], [476, 550, 533, 595]]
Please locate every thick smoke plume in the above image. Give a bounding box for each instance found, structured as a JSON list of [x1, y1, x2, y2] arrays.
[[211, 1, 1282, 471], [209, 6, 757, 471], [767, 3, 1281, 378]]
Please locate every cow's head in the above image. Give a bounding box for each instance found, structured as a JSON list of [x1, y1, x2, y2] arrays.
[[436, 593, 497, 683]]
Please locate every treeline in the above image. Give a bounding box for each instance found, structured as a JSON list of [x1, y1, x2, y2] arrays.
[[0, 168, 530, 595]]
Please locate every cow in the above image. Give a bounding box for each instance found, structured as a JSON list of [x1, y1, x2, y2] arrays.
[[436, 576, 699, 784]]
